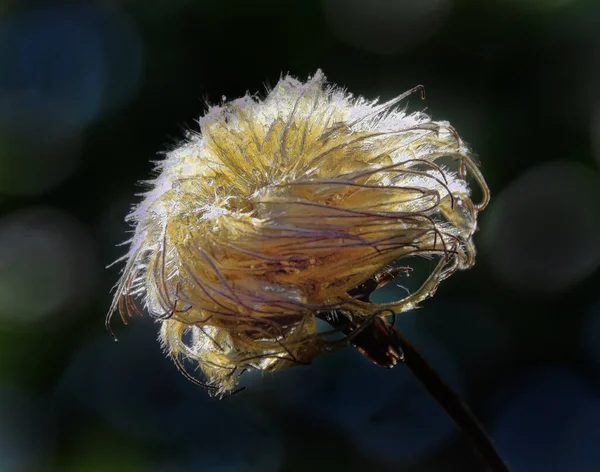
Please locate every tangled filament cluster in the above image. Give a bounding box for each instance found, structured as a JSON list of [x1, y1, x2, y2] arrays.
[[107, 71, 489, 395]]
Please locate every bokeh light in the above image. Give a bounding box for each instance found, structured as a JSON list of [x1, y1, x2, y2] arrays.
[[322, 0, 451, 55], [556, 397, 600, 472], [0, 5, 104, 135], [0, 207, 96, 327], [482, 161, 600, 293], [488, 367, 596, 472], [58, 318, 284, 472], [0, 3, 142, 196], [0, 382, 55, 471]]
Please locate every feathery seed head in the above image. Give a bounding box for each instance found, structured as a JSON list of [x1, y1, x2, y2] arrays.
[[108, 71, 489, 395]]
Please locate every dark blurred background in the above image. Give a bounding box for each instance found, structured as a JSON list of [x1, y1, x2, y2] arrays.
[[1, 0, 600, 471]]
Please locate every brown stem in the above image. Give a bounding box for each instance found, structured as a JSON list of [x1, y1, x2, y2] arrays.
[[394, 330, 509, 472]]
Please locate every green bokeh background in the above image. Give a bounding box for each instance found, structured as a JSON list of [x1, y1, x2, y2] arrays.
[[1, 1, 599, 471]]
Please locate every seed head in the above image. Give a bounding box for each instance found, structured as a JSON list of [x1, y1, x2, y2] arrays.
[[107, 71, 489, 395]]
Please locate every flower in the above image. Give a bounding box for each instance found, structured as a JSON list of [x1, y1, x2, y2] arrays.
[[107, 70, 489, 396]]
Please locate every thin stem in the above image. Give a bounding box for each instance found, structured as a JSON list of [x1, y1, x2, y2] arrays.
[[394, 330, 509, 472]]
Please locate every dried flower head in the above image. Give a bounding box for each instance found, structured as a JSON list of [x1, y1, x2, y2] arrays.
[[107, 70, 489, 396]]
